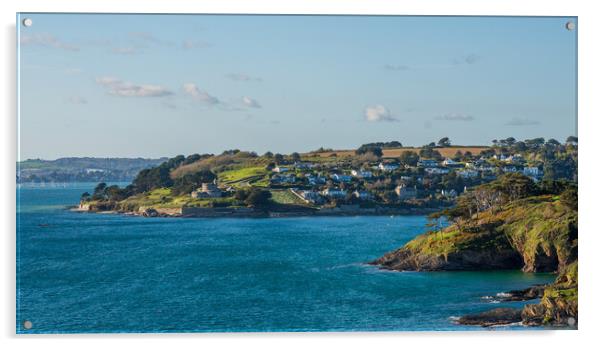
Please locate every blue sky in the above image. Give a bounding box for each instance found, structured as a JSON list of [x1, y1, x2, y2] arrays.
[[18, 14, 577, 160]]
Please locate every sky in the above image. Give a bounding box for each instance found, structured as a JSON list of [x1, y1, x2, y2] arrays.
[[18, 14, 577, 160]]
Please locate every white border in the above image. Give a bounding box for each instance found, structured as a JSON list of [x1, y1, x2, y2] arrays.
[[2, 1, 600, 346]]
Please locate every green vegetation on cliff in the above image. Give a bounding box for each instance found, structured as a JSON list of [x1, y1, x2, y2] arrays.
[[372, 173, 578, 326]]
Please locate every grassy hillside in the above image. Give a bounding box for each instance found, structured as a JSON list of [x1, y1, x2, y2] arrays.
[[372, 187, 578, 326], [375, 195, 576, 272]]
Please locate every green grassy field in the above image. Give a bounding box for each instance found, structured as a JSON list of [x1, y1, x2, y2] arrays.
[[270, 189, 307, 205], [218, 166, 270, 187]]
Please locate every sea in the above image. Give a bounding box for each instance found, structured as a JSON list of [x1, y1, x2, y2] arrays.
[[16, 183, 556, 333]]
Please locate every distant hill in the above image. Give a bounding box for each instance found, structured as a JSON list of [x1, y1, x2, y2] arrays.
[[17, 157, 168, 183]]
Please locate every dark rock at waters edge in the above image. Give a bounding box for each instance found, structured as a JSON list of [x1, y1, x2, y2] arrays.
[[498, 285, 546, 302], [369, 238, 524, 271], [457, 308, 523, 327]]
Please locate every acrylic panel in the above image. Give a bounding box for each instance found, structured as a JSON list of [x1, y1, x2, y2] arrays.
[[16, 13, 578, 333]]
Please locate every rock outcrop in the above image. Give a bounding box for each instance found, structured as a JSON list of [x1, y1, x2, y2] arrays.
[[457, 308, 523, 327], [371, 195, 578, 327]]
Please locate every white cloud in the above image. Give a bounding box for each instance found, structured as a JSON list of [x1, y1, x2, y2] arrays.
[[182, 83, 220, 105], [364, 105, 398, 122], [20, 33, 79, 51], [242, 96, 261, 108], [226, 73, 262, 82], [96, 77, 173, 97], [435, 113, 475, 121], [505, 117, 540, 126]]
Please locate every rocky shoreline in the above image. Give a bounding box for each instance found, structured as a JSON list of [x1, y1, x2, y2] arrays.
[[73, 203, 441, 218]]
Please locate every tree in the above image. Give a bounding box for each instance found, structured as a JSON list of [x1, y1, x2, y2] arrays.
[[437, 137, 451, 147], [274, 153, 284, 164], [419, 147, 442, 160], [80, 191, 91, 201], [263, 151, 274, 158], [93, 182, 107, 196], [244, 188, 272, 207], [291, 152, 301, 162], [171, 170, 217, 195], [566, 136, 578, 145], [560, 187, 578, 210], [355, 144, 383, 157], [183, 153, 202, 165], [399, 151, 419, 167]]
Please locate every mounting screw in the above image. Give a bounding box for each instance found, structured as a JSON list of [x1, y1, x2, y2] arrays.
[[565, 21, 575, 31], [22, 18, 33, 27], [23, 320, 32, 330]]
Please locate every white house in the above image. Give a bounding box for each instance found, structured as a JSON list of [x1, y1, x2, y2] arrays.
[[493, 154, 508, 161], [425, 167, 450, 175], [441, 158, 463, 167], [505, 154, 525, 164], [502, 166, 519, 173], [351, 169, 372, 178], [378, 162, 400, 171], [417, 159, 439, 168], [306, 174, 326, 186], [457, 169, 479, 179], [320, 188, 347, 198], [331, 174, 352, 183], [294, 162, 315, 170], [441, 189, 458, 199], [271, 174, 296, 184], [352, 190, 373, 200], [395, 184, 417, 200], [272, 166, 289, 173], [523, 166, 541, 176], [299, 190, 322, 204]]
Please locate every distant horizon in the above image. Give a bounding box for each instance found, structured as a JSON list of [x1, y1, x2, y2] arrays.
[[18, 136, 577, 161]]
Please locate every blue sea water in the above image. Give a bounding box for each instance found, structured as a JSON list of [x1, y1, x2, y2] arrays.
[[16, 183, 556, 333]]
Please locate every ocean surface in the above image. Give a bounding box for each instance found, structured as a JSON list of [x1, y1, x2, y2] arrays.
[[17, 183, 556, 333]]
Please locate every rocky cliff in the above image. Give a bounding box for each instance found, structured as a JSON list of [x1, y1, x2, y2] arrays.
[[371, 194, 578, 327]]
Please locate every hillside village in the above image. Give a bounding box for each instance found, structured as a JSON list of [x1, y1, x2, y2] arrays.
[[79, 137, 578, 216]]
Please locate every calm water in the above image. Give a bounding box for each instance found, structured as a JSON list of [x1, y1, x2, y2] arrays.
[[17, 183, 555, 333]]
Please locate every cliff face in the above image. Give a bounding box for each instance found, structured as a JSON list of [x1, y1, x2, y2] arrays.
[[372, 195, 577, 274], [371, 195, 578, 327], [522, 262, 578, 326]]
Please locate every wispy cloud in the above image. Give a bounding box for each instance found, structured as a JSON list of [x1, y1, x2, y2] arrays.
[[435, 113, 475, 121], [242, 96, 261, 108], [364, 105, 398, 122], [96, 77, 173, 97], [182, 83, 220, 105], [226, 73, 262, 82], [505, 117, 540, 126], [66, 96, 88, 104], [20, 33, 79, 51]]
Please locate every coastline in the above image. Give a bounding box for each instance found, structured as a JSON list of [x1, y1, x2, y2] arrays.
[[71, 204, 442, 218]]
